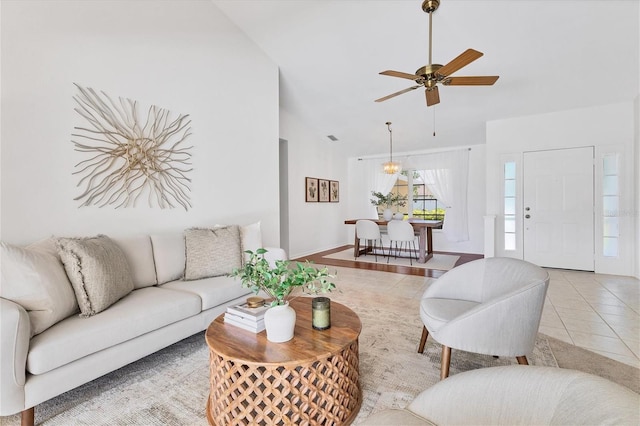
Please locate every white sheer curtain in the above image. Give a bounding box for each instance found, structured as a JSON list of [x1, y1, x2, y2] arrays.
[[410, 149, 469, 242], [362, 158, 400, 218]]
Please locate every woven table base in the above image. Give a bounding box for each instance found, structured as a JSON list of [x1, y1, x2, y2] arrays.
[[208, 340, 361, 425]]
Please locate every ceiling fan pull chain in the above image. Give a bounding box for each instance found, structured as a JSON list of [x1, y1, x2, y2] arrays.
[[433, 107, 436, 137]]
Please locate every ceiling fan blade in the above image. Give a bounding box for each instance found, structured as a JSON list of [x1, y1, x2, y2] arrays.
[[375, 86, 421, 102], [425, 86, 440, 107], [380, 70, 420, 80], [436, 48, 483, 78], [443, 76, 499, 86]]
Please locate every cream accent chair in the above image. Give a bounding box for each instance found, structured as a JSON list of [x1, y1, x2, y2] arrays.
[[418, 257, 550, 379], [362, 365, 640, 425], [386, 220, 418, 265], [355, 220, 385, 262]]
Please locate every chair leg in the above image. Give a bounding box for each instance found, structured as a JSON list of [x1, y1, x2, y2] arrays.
[[418, 326, 428, 353], [516, 355, 529, 365], [413, 241, 418, 263], [21, 407, 34, 426], [440, 346, 451, 380]]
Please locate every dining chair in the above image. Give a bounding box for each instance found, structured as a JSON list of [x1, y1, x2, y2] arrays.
[[418, 257, 550, 380], [386, 220, 418, 265], [355, 220, 384, 262]]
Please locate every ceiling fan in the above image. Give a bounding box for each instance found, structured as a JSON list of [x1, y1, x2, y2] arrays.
[[375, 0, 499, 107]]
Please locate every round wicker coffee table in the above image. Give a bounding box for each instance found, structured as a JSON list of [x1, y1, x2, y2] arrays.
[[205, 297, 362, 425]]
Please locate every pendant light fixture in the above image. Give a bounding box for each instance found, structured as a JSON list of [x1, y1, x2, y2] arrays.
[[382, 121, 401, 174]]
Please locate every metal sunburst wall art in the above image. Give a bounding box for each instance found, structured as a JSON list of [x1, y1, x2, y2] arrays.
[[71, 84, 193, 210]]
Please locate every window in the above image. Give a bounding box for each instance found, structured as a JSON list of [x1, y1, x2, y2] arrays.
[[602, 154, 619, 257], [504, 161, 516, 250], [389, 171, 445, 222]]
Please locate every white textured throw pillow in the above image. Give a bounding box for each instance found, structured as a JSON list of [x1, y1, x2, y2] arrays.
[[56, 235, 134, 317], [0, 239, 79, 335], [240, 221, 263, 254], [184, 226, 242, 280], [215, 221, 263, 262]]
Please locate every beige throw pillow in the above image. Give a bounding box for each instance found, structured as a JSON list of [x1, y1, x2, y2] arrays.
[[184, 226, 241, 280], [0, 239, 79, 335], [56, 235, 134, 317]]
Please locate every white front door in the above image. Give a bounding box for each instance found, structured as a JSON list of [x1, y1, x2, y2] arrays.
[[523, 147, 594, 271]]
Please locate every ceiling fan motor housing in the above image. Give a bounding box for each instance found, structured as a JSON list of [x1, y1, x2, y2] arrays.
[[416, 64, 442, 88]]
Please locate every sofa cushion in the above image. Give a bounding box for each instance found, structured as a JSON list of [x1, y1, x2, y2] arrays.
[[0, 239, 78, 335], [161, 275, 251, 311], [26, 286, 201, 375], [150, 232, 185, 284], [111, 235, 157, 289], [56, 235, 134, 317], [184, 226, 242, 280]]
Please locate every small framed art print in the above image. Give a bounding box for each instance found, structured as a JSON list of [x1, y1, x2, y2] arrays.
[[329, 180, 339, 202], [305, 177, 318, 202], [318, 179, 330, 202]]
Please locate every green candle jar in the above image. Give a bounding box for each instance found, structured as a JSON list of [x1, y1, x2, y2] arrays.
[[312, 297, 331, 330]]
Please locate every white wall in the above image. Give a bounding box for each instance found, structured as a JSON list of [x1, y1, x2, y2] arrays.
[[635, 95, 639, 279], [345, 145, 487, 255], [280, 109, 348, 258], [1, 1, 280, 246], [486, 102, 636, 276]]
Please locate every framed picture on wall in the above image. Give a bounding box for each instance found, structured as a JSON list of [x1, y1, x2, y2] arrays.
[[318, 179, 330, 202], [305, 177, 318, 202], [330, 180, 339, 202]]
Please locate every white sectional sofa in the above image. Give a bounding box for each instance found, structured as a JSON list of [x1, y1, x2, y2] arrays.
[[0, 224, 284, 426]]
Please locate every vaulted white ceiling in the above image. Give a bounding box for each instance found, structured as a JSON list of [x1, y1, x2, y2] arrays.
[[213, 0, 639, 157]]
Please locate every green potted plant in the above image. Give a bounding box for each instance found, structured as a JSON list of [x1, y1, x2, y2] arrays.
[[370, 191, 407, 220], [231, 248, 336, 342]]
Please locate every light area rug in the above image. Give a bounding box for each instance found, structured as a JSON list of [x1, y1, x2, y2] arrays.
[[3, 266, 636, 425], [324, 248, 460, 271]]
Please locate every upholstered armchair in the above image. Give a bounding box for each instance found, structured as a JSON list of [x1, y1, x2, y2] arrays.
[[418, 257, 550, 379]]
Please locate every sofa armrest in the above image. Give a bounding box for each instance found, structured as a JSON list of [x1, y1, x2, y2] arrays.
[[0, 298, 30, 415], [262, 247, 287, 268]]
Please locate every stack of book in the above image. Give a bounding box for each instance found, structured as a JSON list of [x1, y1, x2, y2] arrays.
[[224, 302, 270, 333]]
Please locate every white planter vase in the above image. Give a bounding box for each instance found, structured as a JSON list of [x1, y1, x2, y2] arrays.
[[264, 302, 296, 343], [382, 209, 394, 221], [393, 212, 404, 220]]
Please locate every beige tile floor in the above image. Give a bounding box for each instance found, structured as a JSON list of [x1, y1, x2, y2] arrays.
[[537, 269, 640, 368]]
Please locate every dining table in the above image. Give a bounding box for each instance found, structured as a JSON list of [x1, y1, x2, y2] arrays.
[[344, 218, 443, 263]]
